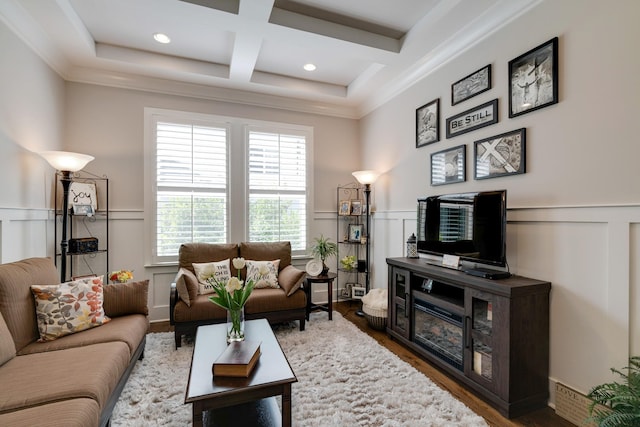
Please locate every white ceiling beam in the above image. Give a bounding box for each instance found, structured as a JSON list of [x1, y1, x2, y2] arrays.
[[55, 0, 95, 56], [229, 0, 273, 82], [229, 33, 262, 81]]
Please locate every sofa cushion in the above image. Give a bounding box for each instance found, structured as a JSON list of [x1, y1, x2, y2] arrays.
[[0, 341, 130, 413], [103, 280, 149, 317], [240, 241, 291, 270], [245, 287, 306, 313], [246, 259, 280, 289], [0, 257, 59, 352], [0, 311, 16, 366], [193, 259, 231, 294], [0, 398, 100, 427], [30, 276, 110, 342], [178, 243, 239, 276], [175, 268, 199, 307], [18, 314, 149, 357], [173, 294, 227, 323], [278, 265, 307, 296]]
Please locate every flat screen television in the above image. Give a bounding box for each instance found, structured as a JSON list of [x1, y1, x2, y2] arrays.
[[417, 190, 507, 267]]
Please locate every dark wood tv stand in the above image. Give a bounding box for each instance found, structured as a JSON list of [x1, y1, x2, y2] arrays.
[[386, 257, 551, 418]]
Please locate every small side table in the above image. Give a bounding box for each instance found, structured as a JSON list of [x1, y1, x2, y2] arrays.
[[304, 272, 336, 321]]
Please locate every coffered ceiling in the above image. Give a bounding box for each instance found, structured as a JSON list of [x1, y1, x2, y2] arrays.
[[1, 0, 539, 117]]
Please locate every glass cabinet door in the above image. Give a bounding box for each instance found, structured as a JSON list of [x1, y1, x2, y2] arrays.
[[390, 267, 410, 338], [466, 290, 495, 388]]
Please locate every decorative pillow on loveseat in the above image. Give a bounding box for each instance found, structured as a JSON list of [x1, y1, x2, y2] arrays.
[[103, 280, 149, 317], [246, 259, 280, 289], [174, 268, 199, 307], [278, 265, 307, 296], [30, 276, 110, 342], [193, 259, 232, 295]]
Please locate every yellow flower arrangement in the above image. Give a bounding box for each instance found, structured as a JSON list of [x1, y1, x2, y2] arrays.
[[109, 269, 133, 283]]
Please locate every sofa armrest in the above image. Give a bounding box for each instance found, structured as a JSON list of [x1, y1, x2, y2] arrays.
[[170, 281, 178, 325], [103, 280, 149, 317]]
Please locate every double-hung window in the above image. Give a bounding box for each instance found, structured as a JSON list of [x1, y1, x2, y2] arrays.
[[146, 108, 311, 264], [247, 127, 307, 250]]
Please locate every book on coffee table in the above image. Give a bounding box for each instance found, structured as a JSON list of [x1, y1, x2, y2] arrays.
[[212, 340, 261, 378]]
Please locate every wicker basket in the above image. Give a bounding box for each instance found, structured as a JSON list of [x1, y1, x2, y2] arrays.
[[363, 303, 387, 331]]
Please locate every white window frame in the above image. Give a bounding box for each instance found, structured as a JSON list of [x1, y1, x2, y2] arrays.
[[144, 108, 313, 265]]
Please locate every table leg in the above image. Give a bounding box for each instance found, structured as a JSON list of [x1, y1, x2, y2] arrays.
[[192, 402, 203, 427], [304, 281, 311, 320], [282, 383, 292, 427], [328, 279, 333, 320]]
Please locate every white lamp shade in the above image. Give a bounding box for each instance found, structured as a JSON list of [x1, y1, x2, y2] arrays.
[[40, 151, 94, 172], [352, 170, 380, 185]]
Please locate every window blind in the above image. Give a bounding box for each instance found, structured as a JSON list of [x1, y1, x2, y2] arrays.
[[248, 130, 307, 251], [156, 122, 228, 256]]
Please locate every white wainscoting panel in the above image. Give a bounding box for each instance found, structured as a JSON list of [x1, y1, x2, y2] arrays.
[[0, 208, 50, 263]]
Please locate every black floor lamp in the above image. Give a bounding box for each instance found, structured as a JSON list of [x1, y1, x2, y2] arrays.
[[352, 170, 379, 316], [41, 151, 94, 282]]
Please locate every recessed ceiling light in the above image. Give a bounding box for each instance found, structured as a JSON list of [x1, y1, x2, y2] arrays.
[[303, 63, 316, 71], [153, 33, 171, 44]]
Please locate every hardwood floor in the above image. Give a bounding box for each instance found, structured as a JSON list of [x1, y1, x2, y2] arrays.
[[149, 303, 573, 427], [333, 302, 572, 427]]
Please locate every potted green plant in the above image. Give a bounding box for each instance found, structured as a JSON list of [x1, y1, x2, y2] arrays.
[[310, 234, 337, 275], [587, 356, 640, 427]]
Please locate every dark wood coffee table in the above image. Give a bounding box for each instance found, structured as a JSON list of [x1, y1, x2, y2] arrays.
[[185, 319, 297, 427]]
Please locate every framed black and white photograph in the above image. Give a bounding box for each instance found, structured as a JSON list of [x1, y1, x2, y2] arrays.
[[73, 204, 94, 216], [431, 145, 466, 186], [338, 200, 351, 216], [416, 98, 439, 147], [446, 99, 498, 139], [509, 37, 558, 117], [475, 128, 526, 180], [348, 224, 363, 242], [451, 64, 491, 106], [350, 200, 362, 216], [67, 182, 97, 211]]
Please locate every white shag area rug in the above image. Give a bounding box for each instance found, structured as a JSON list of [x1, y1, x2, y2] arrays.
[[112, 312, 488, 426]]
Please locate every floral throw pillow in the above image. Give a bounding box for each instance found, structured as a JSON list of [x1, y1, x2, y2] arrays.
[[193, 259, 231, 295], [30, 276, 109, 342], [246, 260, 280, 289]]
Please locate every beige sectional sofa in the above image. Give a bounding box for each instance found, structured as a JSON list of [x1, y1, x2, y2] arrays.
[[0, 257, 149, 427], [170, 241, 307, 348]]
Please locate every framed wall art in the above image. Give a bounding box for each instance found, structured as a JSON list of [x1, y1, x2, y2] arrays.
[[350, 200, 362, 216], [416, 98, 439, 147], [67, 182, 97, 211], [338, 200, 351, 216], [431, 144, 466, 186], [72, 204, 94, 216], [509, 37, 558, 117], [348, 224, 363, 242], [474, 128, 526, 180], [451, 64, 491, 105], [446, 99, 498, 139]]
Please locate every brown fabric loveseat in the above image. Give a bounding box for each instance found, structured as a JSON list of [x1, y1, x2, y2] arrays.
[[0, 257, 149, 427], [170, 241, 307, 348]]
